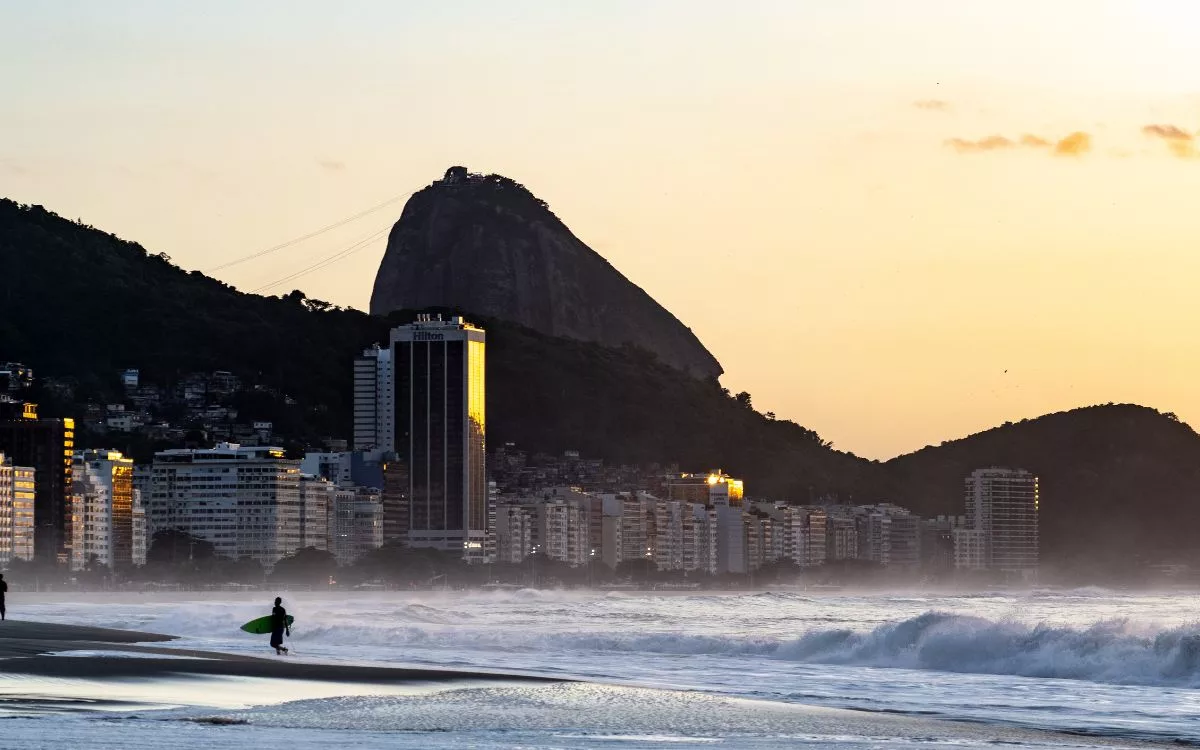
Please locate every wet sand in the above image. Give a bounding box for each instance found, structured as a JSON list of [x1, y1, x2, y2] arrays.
[[0, 620, 558, 683]]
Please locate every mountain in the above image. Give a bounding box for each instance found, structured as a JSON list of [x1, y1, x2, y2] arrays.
[[0, 198, 861, 497], [369, 167, 723, 380], [5, 197, 1200, 571], [883, 404, 1200, 571]]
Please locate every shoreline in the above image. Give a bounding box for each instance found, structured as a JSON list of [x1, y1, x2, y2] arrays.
[[0, 620, 559, 684], [0, 622, 1174, 748]]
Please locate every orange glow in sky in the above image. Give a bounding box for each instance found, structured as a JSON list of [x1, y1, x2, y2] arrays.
[[3, 1, 1200, 458]]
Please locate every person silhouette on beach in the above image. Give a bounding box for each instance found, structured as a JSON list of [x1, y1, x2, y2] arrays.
[[0, 574, 7, 621], [270, 597, 289, 655]]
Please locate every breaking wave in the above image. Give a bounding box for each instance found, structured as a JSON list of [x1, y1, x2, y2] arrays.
[[782, 612, 1200, 686], [89, 595, 1200, 689], [282, 610, 1200, 687]]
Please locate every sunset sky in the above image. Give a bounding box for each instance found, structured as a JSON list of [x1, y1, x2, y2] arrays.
[[4, 1, 1200, 459]]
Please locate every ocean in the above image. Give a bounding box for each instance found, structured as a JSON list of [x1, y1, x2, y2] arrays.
[[3, 587, 1200, 748]]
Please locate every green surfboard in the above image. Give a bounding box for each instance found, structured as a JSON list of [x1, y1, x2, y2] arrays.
[[239, 614, 295, 634]]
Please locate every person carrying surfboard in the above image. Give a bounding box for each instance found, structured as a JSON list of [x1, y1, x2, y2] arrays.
[[270, 597, 290, 655]]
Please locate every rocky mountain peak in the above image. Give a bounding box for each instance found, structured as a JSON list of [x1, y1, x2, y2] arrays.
[[369, 168, 723, 379]]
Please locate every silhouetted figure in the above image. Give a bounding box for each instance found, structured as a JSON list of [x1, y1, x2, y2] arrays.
[[270, 596, 289, 655], [0, 574, 7, 621]]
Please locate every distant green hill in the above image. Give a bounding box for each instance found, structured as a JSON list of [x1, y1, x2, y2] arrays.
[[884, 404, 1200, 572]]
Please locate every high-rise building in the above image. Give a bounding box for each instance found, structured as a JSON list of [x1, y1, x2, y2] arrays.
[[495, 504, 533, 564], [353, 345, 394, 452], [684, 503, 718, 574], [0, 452, 32, 567], [797, 508, 827, 568], [762, 504, 827, 569], [380, 458, 410, 544], [329, 486, 383, 565], [825, 515, 858, 561], [887, 513, 921, 570], [358, 315, 487, 560], [653, 500, 685, 571], [657, 472, 746, 574], [70, 450, 135, 570], [298, 474, 335, 551], [0, 453, 11, 567], [921, 515, 966, 573], [131, 489, 147, 567], [11, 465, 34, 563], [743, 511, 776, 571], [618, 494, 652, 565], [952, 528, 985, 570], [535, 500, 588, 567], [964, 467, 1039, 576], [856, 511, 891, 565], [0, 402, 75, 563], [147, 443, 301, 566], [715, 506, 747, 573]]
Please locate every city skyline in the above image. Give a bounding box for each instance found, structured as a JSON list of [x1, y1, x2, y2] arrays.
[[5, 2, 1200, 459]]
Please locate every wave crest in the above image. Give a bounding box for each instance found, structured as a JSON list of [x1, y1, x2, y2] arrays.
[[775, 611, 1200, 686]]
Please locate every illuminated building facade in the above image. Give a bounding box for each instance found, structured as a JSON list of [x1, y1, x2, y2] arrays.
[[147, 443, 301, 566], [663, 471, 745, 508], [660, 471, 745, 574], [70, 449, 135, 570], [0, 452, 35, 566], [0, 401, 75, 563]]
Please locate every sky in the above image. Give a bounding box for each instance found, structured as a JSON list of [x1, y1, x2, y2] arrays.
[[4, 1, 1200, 460]]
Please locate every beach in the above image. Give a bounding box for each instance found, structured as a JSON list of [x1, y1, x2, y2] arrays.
[[0, 591, 1194, 748], [0, 619, 557, 684]]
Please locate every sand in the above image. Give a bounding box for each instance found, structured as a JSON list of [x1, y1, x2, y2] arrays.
[[0, 620, 557, 683]]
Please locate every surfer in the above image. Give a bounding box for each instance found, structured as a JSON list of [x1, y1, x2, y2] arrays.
[[270, 597, 289, 655], [0, 573, 6, 621]]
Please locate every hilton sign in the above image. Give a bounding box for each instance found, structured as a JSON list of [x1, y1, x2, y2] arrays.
[[413, 332, 446, 341]]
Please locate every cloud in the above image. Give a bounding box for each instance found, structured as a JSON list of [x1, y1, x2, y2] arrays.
[[944, 135, 1014, 152], [317, 159, 346, 172], [1142, 124, 1197, 158], [914, 99, 950, 112], [945, 132, 1091, 156], [1143, 124, 1191, 140], [946, 131, 1092, 157], [1054, 131, 1091, 156]]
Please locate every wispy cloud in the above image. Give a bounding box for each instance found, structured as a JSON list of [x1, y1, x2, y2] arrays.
[[1142, 124, 1198, 158], [944, 135, 1014, 153], [317, 159, 346, 172], [945, 132, 1090, 156], [914, 99, 950, 112]]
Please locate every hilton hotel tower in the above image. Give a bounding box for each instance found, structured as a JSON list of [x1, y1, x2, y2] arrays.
[[355, 314, 487, 560]]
